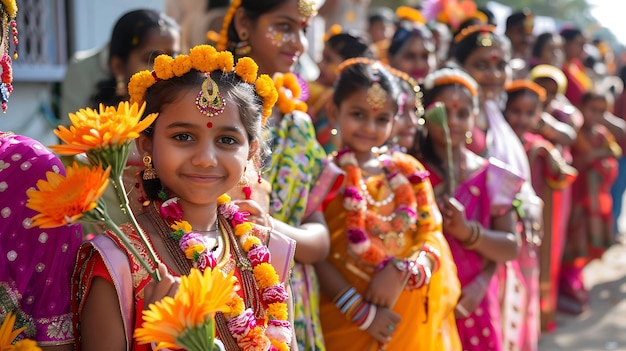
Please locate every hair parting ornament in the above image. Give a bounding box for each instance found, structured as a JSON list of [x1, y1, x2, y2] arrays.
[[338, 57, 388, 111], [454, 23, 496, 46], [505, 79, 546, 102], [128, 44, 278, 124]]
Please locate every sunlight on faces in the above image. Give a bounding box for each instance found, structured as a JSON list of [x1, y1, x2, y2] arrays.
[[391, 92, 419, 149], [504, 92, 542, 138], [240, 0, 309, 74], [389, 36, 436, 82], [333, 88, 397, 155], [463, 44, 508, 101], [426, 86, 475, 148], [137, 88, 252, 209]]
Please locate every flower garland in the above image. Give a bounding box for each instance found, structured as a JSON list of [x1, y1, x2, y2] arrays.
[[217, 0, 241, 51], [336, 149, 420, 266], [128, 44, 278, 124], [158, 193, 292, 351], [273, 72, 308, 115]]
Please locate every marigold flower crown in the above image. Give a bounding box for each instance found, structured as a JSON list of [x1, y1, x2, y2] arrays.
[[505, 79, 547, 102], [128, 44, 278, 124]]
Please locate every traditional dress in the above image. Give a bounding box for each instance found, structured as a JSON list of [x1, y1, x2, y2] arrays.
[[320, 151, 461, 351], [265, 110, 329, 351], [425, 157, 525, 351], [522, 132, 577, 332], [0, 132, 82, 346], [72, 207, 295, 351], [560, 124, 620, 311], [307, 81, 337, 153]]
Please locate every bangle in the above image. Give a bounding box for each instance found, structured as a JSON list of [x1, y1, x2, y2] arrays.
[[462, 221, 483, 249], [420, 244, 441, 274], [333, 286, 356, 307], [358, 304, 377, 330]]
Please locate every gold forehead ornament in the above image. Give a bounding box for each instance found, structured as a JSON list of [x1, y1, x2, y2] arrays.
[[367, 82, 387, 111], [298, 0, 317, 17], [196, 75, 225, 117]]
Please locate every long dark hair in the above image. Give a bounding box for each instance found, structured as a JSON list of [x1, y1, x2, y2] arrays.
[[92, 10, 178, 108], [225, 0, 287, 52]]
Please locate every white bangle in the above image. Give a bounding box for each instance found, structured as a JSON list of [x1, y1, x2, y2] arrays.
[[358, 304, 377, 330]]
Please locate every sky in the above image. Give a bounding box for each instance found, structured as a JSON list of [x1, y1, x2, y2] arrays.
[[588, 0, 626, 45]]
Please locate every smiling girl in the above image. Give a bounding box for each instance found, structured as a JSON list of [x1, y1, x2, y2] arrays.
[[316, 58, 460, 351]]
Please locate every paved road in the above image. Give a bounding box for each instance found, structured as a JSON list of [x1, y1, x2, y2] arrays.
[[538, 216, 626, 350]]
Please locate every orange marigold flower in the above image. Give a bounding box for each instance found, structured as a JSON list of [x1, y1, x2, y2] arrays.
[[225, 295, 245, 319], [243, 235, 262, 251], [154, 55, 175, 80], [215, 51, 235, 73], [128, 70, 156, 106], [271, 339, 290, 351], [172, 54, 192, 77], [26, 163, 110, 228], [235, 57, 259, 84], [217, 193, 231, 205], [189, 45, 218, 72], [267, 302, 288, 321], [253, 262, 279, 289], [0, 311, 29, 349], [235, 222, 253, 237], [51, 101, 158, 156]]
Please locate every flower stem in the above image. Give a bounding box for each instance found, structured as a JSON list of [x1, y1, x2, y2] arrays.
[[111, 175, 162, 281], [103, 216, 160, 281]]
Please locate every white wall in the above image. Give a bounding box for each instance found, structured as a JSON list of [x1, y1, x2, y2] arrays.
[[72, 0, 166, 53]]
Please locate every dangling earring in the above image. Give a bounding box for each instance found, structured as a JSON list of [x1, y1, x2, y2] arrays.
[[465, 130, 473, 145], [239, 166, 252, 200], [235, 30, 252, 56], [115, 75, 126, 97], [142, 155, 158, 180]]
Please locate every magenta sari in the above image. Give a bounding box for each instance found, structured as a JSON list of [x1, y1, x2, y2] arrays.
[[426, 157, 524, 351], [0, 132, 82, 346]]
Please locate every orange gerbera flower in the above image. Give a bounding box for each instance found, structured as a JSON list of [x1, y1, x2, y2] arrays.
[[51, 101, 158, 155], [26, 162, 110, 228], [135, 268, 238, 350], [0, 311, 41, 351]]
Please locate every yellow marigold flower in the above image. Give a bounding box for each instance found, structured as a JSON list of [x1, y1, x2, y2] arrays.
[[396, 6, 425, 24], [267, 302, 288, 321], [129, 70, 156, 106], [51, 101, 158, 155], [225, 295, 245, 319], [171, 220, 192, 233], [154, 55, 175, 80], [189, 45, 218, 72], [26, 163, 110, 228], [271, 339, 290, 351], [217, 0, 242, 51], [135, 268, 238, 349], [253, 262, 279, 289], [283, 73, 301, 97], [217, 193, 231, 205], [255, 74, 279, 122], [172, 54, 192, 77], [235, 57, 259, 84], [243, 235, 262, 252], [13, 339, 43, 351], [215, 51, 234, 73], [235, 222, 253, 237], [0, 311, 27, 349], [184, 243, 206, 260]]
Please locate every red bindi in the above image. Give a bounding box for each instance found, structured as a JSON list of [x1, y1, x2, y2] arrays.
[[206, 121, 213, 128]]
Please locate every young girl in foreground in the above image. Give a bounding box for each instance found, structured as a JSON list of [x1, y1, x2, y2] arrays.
[[315, 58, 461, 351], [73, 45, 296, 351], [417, 68, 523, 351]]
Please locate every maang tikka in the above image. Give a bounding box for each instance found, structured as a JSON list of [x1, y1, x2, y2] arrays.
[[196, 74, 226, 117]]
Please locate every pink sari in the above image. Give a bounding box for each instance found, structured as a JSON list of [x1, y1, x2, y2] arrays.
[[426, 158, 524, 351]]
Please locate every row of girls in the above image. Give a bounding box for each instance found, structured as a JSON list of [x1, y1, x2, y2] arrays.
[[2, 3, 620, 351]]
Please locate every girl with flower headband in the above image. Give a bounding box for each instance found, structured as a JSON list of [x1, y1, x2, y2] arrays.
[[220, 2, 335, 350], [502, 80, 578, 333], [387, 19, 436, 83], [417, 67, 523, 351], [315, 60, 461, 350], [72, 45, 298, 351], [387, 67, 424, 153], [311, 29, 374, 152], [559, 90, 621, 316]]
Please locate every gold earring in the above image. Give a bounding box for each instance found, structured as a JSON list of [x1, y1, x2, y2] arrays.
[[465, 130, 473, 144], [236, 31, 251, 56], [238, 166, 249, 187], [115, 76, 126, 97], [142, 155, 158, 180]]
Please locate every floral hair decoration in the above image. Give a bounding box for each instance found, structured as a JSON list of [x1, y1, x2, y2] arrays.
[[338, 57, 389, 111], [396, 6, 425, 24], [387, 65, 425, 117], [453, 23, 496, 44], [505, 79, 547, 102], [323, 24, 342, 42], [423, 67, 479, 98], [273, 72, 308, 115], [128, 44, 278, 124]]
